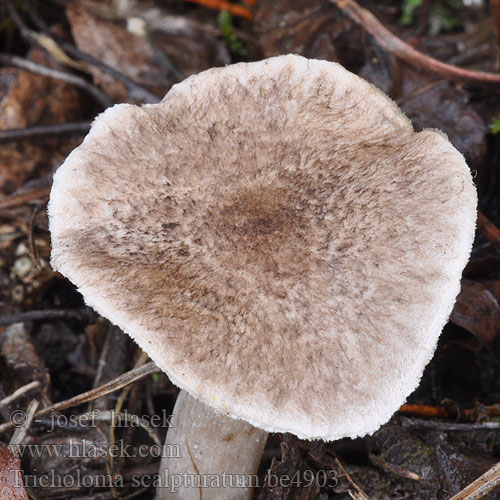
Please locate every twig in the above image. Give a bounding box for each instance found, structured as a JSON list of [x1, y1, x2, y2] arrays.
[[448, 43, 491, 68], [9, 399, 39, 449], [33, 410, 162, 446], [114, 352, 157, 483], [477, 211, 500, 250], [0, 122, 91, 145], [0, 362, 160, 434], [0, 53, 112, 108], [449, 460, 500, 500], [46, 36, 160, 103], [0, 308, 95, 327], [349, 493, 368, 500], [27, 200, 47, 270], [2, 0, 160, 103], [399, 403, 500, 420], [184, 0, 253, 19], [369, 452, 422, 481], [107, 353, 149, 478], [399, 403, 448, 418], [335, 458, 372, 500], [2, 0, 87, 71], [330, 0, 500, 85], [401, 417, 500, 431], [36, 362, 159, 416], [0, 185, 51, 212], [0, 381, 41, 408]]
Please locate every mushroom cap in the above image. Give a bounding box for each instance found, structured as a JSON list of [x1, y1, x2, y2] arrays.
[[49, 55, 477, 441]]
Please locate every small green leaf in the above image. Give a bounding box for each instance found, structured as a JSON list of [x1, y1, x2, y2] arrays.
[[490, 117, 500, 135], [218, 10, 233, 37], [400, 0, 424, 25], [217, 10, 251, 59]]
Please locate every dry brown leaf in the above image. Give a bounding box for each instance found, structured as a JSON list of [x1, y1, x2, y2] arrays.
[[66, 1, 164, 102], [258, 435, 317, 500], [0, 323, 48, 385], [0, 35, 87, 194], [400, 81, 487, 174], [451, 279, 500, 349], [0, 443, 29, 500], [66, 0, 229, 102], [359, 48, 487, 176], [254, 0, 344, 60]]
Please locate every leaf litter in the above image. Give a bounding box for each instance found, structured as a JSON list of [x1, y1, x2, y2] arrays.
[[0, 0, 500, 499]]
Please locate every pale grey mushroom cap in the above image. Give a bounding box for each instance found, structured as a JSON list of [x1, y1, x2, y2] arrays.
[[49, 54, 477, 441]]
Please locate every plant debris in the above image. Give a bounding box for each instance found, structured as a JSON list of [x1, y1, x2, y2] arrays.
[[0, 0, 500, 499]]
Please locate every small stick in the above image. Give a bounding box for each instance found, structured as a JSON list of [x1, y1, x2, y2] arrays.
[[27, 200, 47, 270], [369, 452, 422, 481], [399, 403, 500, 420], [399, 403, 448, 418], [0, 308, 95, 327], [0, 362, 160, 434], [0, 381, 41, 408], [330, 0, 500, 85], [40, 34, 160, 103], [107, 352, 149, 477], [335, 458, 372, 500], [2, 0, 159, 103], [0, 53, 112, 108], [9, 399, 39, 449], [449, 460, 500, 500], [401, 418, 500, 431], [0, 122, 91, 146], [184, 0, 253, 20], [33, 410, 162, 446]]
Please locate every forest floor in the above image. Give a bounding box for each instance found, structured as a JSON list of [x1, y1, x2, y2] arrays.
[[1, 0, 500, 499]]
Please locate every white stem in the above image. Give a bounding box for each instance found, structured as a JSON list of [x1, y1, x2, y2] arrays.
[[157, 390, 268, 500]]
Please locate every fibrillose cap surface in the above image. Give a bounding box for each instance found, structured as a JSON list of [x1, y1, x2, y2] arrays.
[[49, 54, 477, 441]]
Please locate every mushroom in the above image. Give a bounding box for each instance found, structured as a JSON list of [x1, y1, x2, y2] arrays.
[[48, 55, 477, 499]]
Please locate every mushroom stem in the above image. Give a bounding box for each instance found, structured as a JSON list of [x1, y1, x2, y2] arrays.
[[157, 390, 268, 500]]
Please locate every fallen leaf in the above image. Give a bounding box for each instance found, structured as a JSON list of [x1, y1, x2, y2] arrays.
[[0, 31, 88, 194], [400, 79, 487, 174], [0, 322, 48, 385], [66, 0, 230, 102], [369, 425, 499, 499], [258, 435, 316, 500], [254, 0, 346, 62], [359, 58, 487, 175], [0, 443, 29, 500], [66, 1, 165, 102], [451, 279, 500, 349]]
